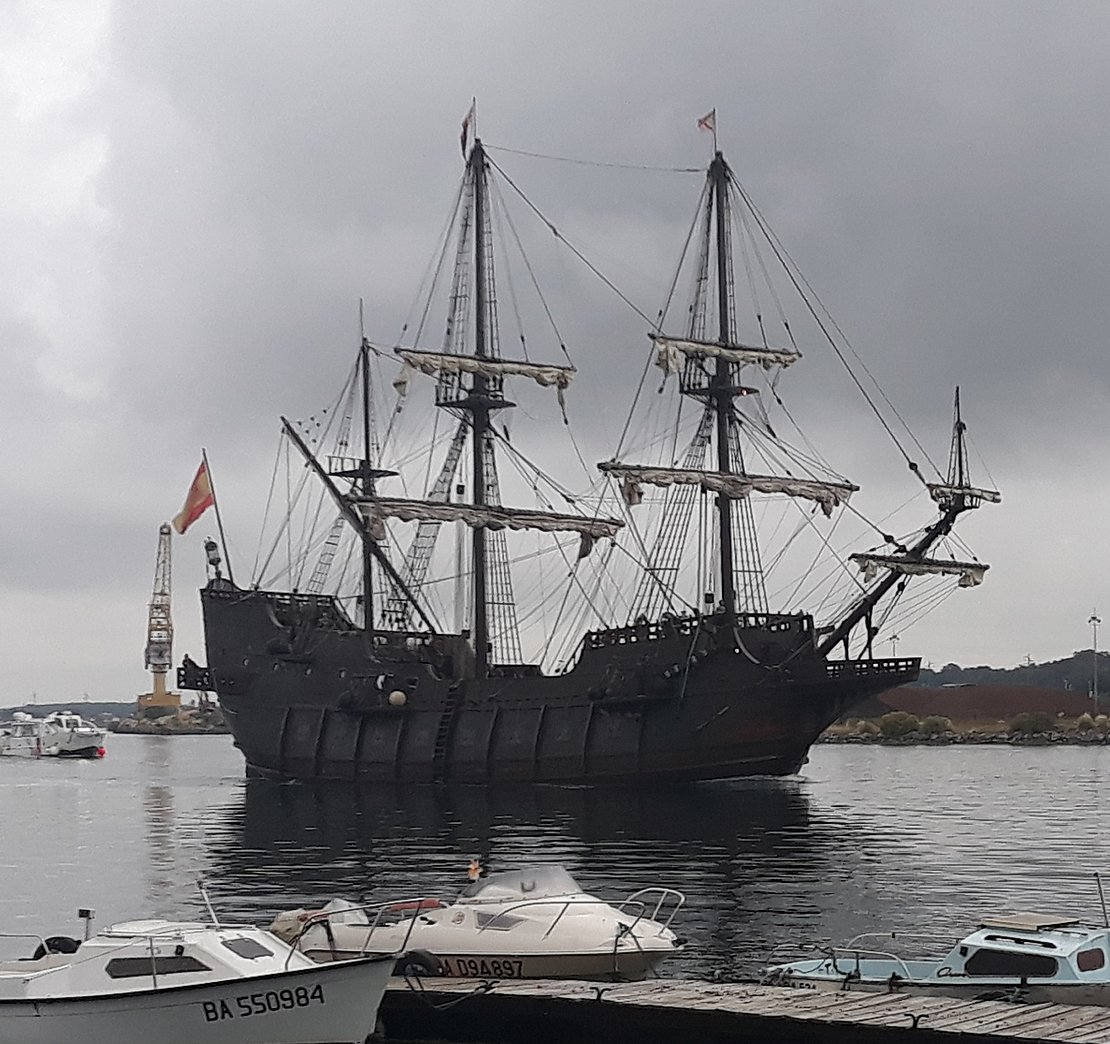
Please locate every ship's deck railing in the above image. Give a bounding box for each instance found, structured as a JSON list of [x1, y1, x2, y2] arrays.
[[825, 657, 919, 677], [586, 612, 810, 650]]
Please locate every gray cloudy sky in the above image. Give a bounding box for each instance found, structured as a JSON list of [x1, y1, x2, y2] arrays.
[[3, 0, 1109, 703]]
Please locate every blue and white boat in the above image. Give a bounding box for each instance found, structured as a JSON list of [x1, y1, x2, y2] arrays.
[[763, 914, 1110, 1006]]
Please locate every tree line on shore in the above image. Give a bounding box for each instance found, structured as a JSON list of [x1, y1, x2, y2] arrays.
[[823, 710, 1110, 745], [920, 649, 1109, 692]]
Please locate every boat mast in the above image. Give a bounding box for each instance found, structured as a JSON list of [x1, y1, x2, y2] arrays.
[[817, 506, 963, 657], [470, 138, 491, 677], [710, 152, 737, 616], [948, 386, 967, 492], [283, 417, 438, 633], [360, 336, 375, 634], [820, 388, 998, 657]]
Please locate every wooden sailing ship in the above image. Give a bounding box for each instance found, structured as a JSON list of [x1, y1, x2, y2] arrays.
[[180, 132, 998, 783]]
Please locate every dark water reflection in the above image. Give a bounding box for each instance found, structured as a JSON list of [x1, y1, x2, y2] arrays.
[[2, 736, 1108, 980], [206, 776, 857, 979]]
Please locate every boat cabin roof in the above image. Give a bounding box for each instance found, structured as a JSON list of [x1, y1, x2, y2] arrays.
[[957, 915, 1106, 960], [101, 919, 210, 938]]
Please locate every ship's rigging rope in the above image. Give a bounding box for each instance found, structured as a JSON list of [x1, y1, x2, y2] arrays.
[[399, 175, 468, 356], [488, 177, 573, 367], [729, 174, 945, 486], [485, 143, 704, 175], [486, 156, 656, 328], [608, 182, 709, 466], [244, 142, 987, 663]]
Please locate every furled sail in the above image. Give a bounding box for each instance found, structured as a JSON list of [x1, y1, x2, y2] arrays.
[[393, 348, 576, 393], [927, 482, 1002, 509], [851, 552, 989, 588], [651, 333, 801, 375], [355, 497, 622, 540], [598, 462, 856, 517]]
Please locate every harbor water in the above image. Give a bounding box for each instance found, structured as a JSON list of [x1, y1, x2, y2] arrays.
[[0, 735, 1104, 981]]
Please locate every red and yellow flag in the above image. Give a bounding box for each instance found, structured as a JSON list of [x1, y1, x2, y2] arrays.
[[172, 460, 215, 535]]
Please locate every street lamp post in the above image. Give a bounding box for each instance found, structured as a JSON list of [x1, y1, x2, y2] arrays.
[[1091, 610, 1101, 708]]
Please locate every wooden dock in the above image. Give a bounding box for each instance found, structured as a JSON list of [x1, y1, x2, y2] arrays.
[[379, 977, 1110, 1043]]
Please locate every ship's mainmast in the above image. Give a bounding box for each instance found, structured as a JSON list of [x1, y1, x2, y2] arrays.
[[367, 136, 620, 673], [336, 134, 621, 668], [358, 336, 377, 632], [470, 139, 492, 676], [710, 153, 737, 615]]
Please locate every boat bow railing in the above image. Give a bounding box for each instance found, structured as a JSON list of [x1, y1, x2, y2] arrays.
[[0, 932, 52, 965], [765, 930, 955, 983], [843, 930, 957, 957], [618, 888, 686, 933], [287, 897, 437, 966], [828, 945, 917, 982], [472, 895, 674, 941], [287, 890, 682, 962]]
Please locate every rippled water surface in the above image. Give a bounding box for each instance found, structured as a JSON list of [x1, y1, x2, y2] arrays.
[[1, 736, 1106, 979]]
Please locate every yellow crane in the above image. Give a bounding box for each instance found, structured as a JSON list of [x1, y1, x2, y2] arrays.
[[136, 523, 181, 719]]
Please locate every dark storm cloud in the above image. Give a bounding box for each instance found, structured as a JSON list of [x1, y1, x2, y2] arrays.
[[4, 0, 1110, 700]]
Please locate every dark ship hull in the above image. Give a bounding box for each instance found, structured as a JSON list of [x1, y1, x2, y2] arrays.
[[183, 580, 919, 784]]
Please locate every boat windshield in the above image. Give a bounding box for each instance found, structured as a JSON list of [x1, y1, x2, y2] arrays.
[[459, 865, 583, 902]]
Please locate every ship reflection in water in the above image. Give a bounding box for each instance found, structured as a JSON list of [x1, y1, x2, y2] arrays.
[[202, 776, 870, 980]]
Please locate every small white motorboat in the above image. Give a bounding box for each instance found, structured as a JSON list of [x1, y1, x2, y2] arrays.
[[0, 711, 106, 759], [0, 903, 395, 1043], [42, 711, 108, 757], [272, 864, 685, 982], [763, 914, 1110, 1006]]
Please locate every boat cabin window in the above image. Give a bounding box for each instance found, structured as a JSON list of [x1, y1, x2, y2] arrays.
[[221, 937, 273, 959], [1078, 947, 1106, 972], [460, 865, 581, 901], [475, 912, 525, 930], [964, 948, 1058, 978], [106, 956, 210, 978]]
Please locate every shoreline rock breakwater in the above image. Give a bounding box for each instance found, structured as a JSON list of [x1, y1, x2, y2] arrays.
[[820, 710, 1110, 746]]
